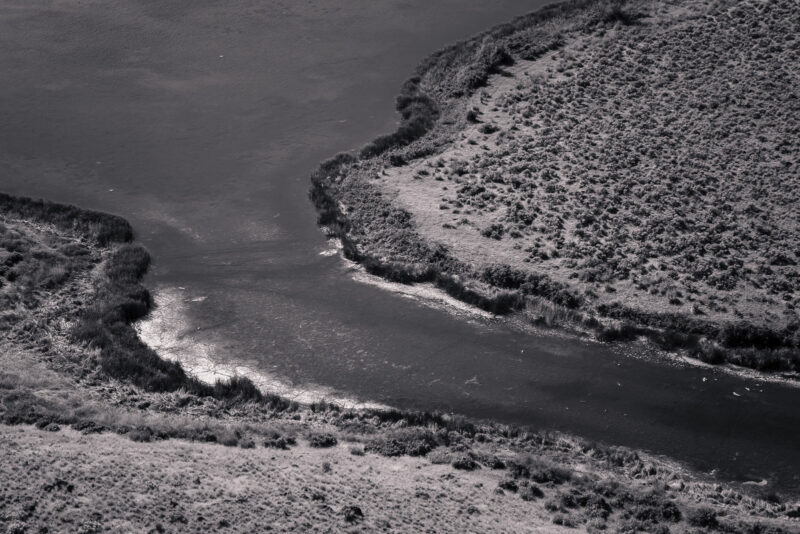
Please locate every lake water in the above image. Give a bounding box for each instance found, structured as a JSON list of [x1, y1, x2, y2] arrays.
[[1, 1, 798, 493]]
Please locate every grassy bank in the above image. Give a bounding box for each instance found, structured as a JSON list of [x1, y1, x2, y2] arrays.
[[0, 193, 290, 407], [3, 193, 798, 531], [308, 0, 800, 376]]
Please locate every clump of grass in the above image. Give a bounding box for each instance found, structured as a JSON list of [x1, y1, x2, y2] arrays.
[[0, 193, 133, 245]]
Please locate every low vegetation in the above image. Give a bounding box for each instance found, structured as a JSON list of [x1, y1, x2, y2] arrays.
[[0, 192, 796, 530], [0, 193, 291, 406], [309, 0, 800, 375]]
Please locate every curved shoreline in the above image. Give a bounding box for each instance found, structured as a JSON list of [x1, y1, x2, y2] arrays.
[[308, 0, 799, 380], [135, 285, 390, 410]]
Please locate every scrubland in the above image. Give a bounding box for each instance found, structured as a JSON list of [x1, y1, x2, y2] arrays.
[[2, 0, 800, 531], [310, 0, 800, 374], [2, 193, 797, 531]]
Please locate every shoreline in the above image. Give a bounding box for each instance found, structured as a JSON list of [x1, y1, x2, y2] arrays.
[[135, 285, 390, 410], [307, 0, 799, 380], [1, 142, 798, 533], [338, 235, 800, 390]]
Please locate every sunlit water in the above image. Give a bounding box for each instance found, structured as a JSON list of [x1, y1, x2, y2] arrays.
[[1, 1, 798, 493]]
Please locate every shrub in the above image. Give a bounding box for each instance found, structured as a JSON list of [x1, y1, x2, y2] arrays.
[[597, 321, 641, 342], [127, 427, 154, 442], [212, 376, 263, 403], [595, 0, 636, 26], [499, 477, 518, 492], [365, 428, 438, 457], [527, 459, 573, 485], [687, 507, 719, 529], [343, 505, 364, 523], [520, 484, 544, 501], [718, 323, 786, 350], [264, 432, 290, 450], [360, 78, 439, 159], [308, 432, 338, 448], [451, 454, 479, 471]]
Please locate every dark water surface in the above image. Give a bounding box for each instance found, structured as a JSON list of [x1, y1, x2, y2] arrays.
[[1, 1, 798, 493]]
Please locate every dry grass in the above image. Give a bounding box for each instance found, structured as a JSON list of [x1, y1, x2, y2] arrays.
[[311, 0, 800, 372], [0, 425, 571, 534], [392, 0, 800, 331]]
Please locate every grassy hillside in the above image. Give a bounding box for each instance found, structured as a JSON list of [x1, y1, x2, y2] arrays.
[[309, 0, 800, 374]]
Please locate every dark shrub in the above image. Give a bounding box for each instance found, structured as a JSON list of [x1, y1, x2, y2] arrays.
[[660, 501, 682, 522], [264, 432, 289, 450], [499, 477, 518, 492], [212, 376, 263, 403], [365, 428, 438, 457], [71, 421, 105, 434], [343, 505, 364, 523], [598, 0, 636, 25], [506, 461, 531, 479], [105, 244, 150, 283], [359, 78, 438, 159], [585, 495, 612, 520], [687, 507, 719, 529], [128, 427, 154, 442], [654, 330, 697, 351], [520, 484, 544, 501], [481, 223, 505, 240], [529, 461, 572, 485], [695, 345, 726, 365], [308, 433, 338, 448], [485, 456, 506, 469], [718, 323, 785, 350], [597, 321, 640, 342], [451, 454, 479, 471]]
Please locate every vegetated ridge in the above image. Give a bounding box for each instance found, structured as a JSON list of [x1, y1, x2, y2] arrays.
[[309, 0, 800, 375], [1, 191, 797, 532]]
